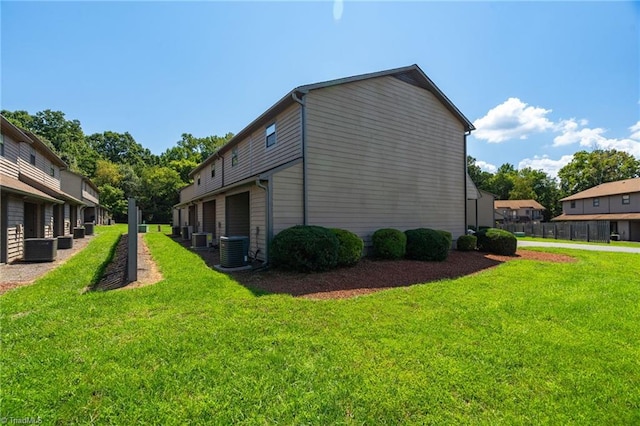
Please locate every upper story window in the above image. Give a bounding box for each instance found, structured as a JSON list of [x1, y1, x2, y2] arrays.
[[231, 147, 238, 167], [0, 134, 4, 157], [266, 123, 276, 148], [50, 166, 55, 177], [197, 174, 201, 186], [29, 146, 36, 165], [622, 194, 630, 205], [593, 198, 599, 207], [570, 201, 576, 209], [210, 163, 215, 178]]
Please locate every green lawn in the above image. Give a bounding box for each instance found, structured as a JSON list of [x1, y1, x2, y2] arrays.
[[1, 226, 639, 424], [518, 235, 640, 248]]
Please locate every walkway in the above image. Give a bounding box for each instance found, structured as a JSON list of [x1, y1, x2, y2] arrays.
[[518, 240, 640, 253]]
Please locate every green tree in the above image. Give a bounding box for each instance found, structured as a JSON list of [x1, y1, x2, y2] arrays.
[[467, 156, 493, 190], [87, 131, 156, 168], [486, 163, 516, 200], [98, 184, 128, 222], [558, 150, 640, 198], [138, 166, 183, 223], [510, 167, 560, 220]]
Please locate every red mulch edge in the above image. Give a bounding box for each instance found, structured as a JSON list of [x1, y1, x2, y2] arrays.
[[229, 249, 576, 300]]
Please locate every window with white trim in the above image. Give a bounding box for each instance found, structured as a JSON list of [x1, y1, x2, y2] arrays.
[[232, 147, 238, 167], [30, 146, 36, 165], [593, 198, 599, 207], [622, 194, 630, 205], [210, 163, 215, 178]]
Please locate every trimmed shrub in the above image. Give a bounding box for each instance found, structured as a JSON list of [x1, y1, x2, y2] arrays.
[[404, 228, 450, 261], [330, 228, 364, 266], [437, 230, 453, 249], [476, 228, 517, 255], [270, 225, 339, 272], [372, 228, 406, 260], [457, 235, 477, 251]]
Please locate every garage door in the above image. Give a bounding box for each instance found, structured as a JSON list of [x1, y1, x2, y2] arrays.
[[226, 192, 250, 237]]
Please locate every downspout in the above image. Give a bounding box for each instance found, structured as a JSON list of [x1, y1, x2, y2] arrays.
[[464, 131, 470, 234], [292, 91, 308, 225], [255, 177, 270, 268]]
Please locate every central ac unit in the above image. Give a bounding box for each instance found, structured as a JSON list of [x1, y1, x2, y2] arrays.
[[23, 238, 58, 262], [192, 232, 212, 249], [220, 236, 249, 268], [181, 226, 193, 241]]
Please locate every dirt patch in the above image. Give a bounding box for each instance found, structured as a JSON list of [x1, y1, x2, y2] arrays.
[[227, 249, 575, 299], [89, 234, 163, 292]]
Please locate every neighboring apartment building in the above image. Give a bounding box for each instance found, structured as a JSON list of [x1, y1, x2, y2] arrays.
[[494, 199, 545, 224], [60, 170, 108, 226], [467, 188, 496, 229], [176, 64, 475, 261], [0, 115, 85, 263], [552, 178, 640, 241]]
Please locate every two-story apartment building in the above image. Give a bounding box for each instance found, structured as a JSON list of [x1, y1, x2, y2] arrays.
[[1, 115, 85, 263], [176, 64, 474, 261], [552, 178, 640, 241], [61, 170, 107, 226], [494, 199, 545, 224]]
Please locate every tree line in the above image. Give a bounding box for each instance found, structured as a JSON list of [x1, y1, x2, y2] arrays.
[[1, 109, 232, 223], [3, 109, 639, 224], [468, 150, 640, 221]]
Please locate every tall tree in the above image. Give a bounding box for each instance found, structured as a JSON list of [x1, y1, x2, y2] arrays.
[[558, 149, 640, 198], [138, 166, 183, 223], [510, 167, 560, 220], [486, 163, 516, 200], [87, 131, 156, 168], [467, 156, 493, 190]]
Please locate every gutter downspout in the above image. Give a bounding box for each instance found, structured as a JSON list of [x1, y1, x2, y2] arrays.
[[292, 91, 308, 225], [464, 130, 470, 235], [255, 177, 270, 265]]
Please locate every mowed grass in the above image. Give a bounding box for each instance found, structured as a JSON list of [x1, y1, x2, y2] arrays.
[[1, 226, 639, 424], [518, 235, 640, 248]]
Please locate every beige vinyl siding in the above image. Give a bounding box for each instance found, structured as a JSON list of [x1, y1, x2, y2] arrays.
[[18, 142, 62, 191], [305, 75, 466, 246], [564, 193, 640, 215], [200, 157, 223, 196], [251, 186, 266, 261], [272, 162, 303, 236], [216, 195, 225, 245], [6, 195, 24, 263], [1, 134, 20, 178]]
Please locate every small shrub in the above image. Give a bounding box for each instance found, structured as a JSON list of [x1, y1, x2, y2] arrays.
[[372, 228, 406, 259], [330, 228, 364, 266], [404, 228, 449, 261], [437, 230, 453, 249], [476, 228, 517, 255], [457, 235, 477, 251], [270, 225, 339, 272]]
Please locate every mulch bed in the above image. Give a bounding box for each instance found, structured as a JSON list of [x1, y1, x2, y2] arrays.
[[171, 236, 575, 300]]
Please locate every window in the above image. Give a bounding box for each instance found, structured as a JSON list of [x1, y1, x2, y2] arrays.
[[0, 134, 4, 156], [266, 123, 276, 148], [210, 163, 215, 178], [197, 174, 201, 186], [622, 194, 630, 205], [30, 146, 36, 165], [231, 147, 238, 166], [50, 166, 55, 177], [593, 198, 599, 207], [570, 201, 576, 209]]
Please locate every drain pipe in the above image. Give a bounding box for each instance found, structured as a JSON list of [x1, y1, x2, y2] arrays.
[[292, 91, 308, 225], [255, 177, 270, 267]]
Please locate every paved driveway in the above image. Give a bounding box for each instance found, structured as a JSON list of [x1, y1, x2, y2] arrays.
[[518, 240, 640, 253]]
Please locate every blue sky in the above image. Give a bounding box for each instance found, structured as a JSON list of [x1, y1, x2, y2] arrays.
[[2, 1, 638, 178]]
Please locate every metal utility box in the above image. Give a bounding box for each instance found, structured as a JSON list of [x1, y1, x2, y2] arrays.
[[220, 236, 249, 268]]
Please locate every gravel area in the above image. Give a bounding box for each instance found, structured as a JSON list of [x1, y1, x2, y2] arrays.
[[171, 236, 576, 300]]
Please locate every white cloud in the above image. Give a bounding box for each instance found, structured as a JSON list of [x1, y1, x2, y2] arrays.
[[630, 121, 640, 140], [473, 97, 555, 143], [333, 0, 344, 21], [518, 154, 574, 178], [552, 118, 640, 156], [476, 160, 497, 173]]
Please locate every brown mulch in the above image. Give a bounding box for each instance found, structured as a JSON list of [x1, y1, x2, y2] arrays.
[[229, 249, 576, 299]]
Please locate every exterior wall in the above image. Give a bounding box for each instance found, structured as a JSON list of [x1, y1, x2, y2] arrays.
[[44, 204, 54, 238], [64, 203, 71, 235], [18, 142, 62, 191], [467, 191, 495, 228], [563, 192, 640, 215], [6, 195, 24, 263], [60, 171, 83, 199], [193, 103, 302, 198], [617, 221, 630, 241], [272, 162, 304, 236], [1, 133, 20, 179], [305, 75, 466, 246]]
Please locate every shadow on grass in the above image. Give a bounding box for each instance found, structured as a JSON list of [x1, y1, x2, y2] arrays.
[[168, 235, 507, 299], [87, 233, 126, 292]]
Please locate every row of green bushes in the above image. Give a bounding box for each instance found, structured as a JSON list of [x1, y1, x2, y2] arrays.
[[270, 226, 364, 272], [270, 226, 517, 272]]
